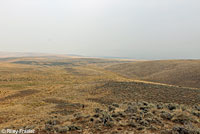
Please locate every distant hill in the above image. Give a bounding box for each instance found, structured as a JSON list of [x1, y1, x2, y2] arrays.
[[0, 52, 86, 59], [106, 60, 200, 88], [0, 52, 55, 58]]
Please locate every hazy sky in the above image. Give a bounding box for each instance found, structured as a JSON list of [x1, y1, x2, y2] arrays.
[[0, 0, 200, 59]]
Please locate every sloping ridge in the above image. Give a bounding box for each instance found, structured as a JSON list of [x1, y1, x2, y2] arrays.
[[106, 60, 200, 88]]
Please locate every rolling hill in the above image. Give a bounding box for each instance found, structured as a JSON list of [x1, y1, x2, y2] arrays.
[[106, 60, 200, 88]]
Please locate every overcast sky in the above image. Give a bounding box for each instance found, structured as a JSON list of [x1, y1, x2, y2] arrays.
[[0, 0, 200, 59]]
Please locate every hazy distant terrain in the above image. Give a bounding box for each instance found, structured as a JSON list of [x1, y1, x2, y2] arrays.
[[0, 53, 199, 134], [0, 52, 55, 58], [106, 60, 200, 88]]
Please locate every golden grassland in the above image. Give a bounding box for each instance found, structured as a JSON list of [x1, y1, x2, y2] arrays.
[[0, 58, 128, 127], [0, 57, 199, 134], [106, 60, 200, 88]]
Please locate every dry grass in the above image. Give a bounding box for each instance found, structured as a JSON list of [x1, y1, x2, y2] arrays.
[[0, 57, 199, 134], [106, 60, 200, 88]]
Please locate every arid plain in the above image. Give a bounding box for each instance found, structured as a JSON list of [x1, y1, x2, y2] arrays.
[[0, 55, 199, 134]]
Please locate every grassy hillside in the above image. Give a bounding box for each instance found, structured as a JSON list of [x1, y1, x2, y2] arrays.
[[0, 57, 199, 134], [106, 60, 200, 88]]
